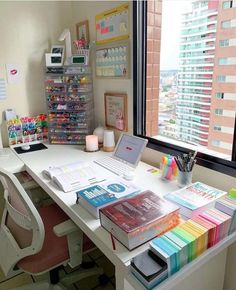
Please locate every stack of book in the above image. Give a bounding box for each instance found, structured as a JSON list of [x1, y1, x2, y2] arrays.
[[76, 178, 141, 218], [131, 190, 236, 288], [149, 218, 208, 278], [99, 190, 180, 250], [142, 207, 232, 285], [192, 215, 217, 248], [215, 194, 236, 234], [197, 208, 231, 243], [164, 182, 227, 218]]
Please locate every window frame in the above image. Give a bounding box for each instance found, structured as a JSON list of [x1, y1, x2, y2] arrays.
[[133, 0, 236, 178]]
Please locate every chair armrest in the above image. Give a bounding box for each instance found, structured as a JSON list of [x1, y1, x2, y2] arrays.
[[53, 219, 78, 237], [54, 219, 83, 268]]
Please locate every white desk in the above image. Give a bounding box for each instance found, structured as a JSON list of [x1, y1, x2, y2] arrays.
[[7, 143, 236, 290], [0, 148, 25, 173]]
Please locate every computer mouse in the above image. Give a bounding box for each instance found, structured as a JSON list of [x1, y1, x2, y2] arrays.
[[123, 171, 135, 181], [21, 144, 30, 151]]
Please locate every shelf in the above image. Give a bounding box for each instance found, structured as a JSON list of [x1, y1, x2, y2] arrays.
[[126, 231, 236, 290]]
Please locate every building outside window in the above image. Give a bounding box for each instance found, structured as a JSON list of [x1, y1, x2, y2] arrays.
[[219, 39, 229, 46], [133, 0, 236, 176]]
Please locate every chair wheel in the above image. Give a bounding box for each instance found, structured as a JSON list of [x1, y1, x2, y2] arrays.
[[99, 274, 109, 285]]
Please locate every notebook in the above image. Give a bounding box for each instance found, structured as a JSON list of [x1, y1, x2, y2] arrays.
[[94, 134, 148, 176]]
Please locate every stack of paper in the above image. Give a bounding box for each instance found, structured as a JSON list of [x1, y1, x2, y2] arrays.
[[198, 208, 231, 243], [145, 195, 236, 285], [163, 231, 188, 268], [130, 249, 168, 289], [150, 236, 181, 276], [215, 195, 236, 234], [171, 227, 196, 262], [192, 215, 217, 248], [179, 220, 208, 256]]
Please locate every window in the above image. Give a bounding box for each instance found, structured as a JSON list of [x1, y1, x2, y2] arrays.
[[223, 1, 233, 9], [214, 125, 222, 131], [219, 39, 229, 47], [133, 0, 236, 177], [218, 75, 226, 82], [215, 109, 223, 116], [218, 58, 228, 65], [221, 20, 231, 29], [215, 92, 224, 99], [212, 140, 220, 146]]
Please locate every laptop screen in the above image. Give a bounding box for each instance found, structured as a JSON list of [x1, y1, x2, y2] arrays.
[[113, 134, 148, 167]]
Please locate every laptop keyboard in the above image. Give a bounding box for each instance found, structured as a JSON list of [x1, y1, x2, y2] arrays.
[[94, 156, 133, 176]]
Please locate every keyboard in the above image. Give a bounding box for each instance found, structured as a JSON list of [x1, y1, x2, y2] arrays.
[[94, 156, 133, 176]]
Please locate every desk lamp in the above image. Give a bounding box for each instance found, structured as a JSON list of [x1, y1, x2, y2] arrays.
[[58, 28, 72, 65]]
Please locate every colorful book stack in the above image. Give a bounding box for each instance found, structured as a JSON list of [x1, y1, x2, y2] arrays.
[[197, 208, 231, 244], [215, 194, 236, 234], [131, 190, 236, 289], [149, 219, 208, 279]]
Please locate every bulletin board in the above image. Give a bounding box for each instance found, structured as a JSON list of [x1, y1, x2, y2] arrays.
[[95, 3, 129, 45]]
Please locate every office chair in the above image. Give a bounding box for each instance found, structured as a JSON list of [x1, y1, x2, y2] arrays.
[[0, 168, 104, 290]]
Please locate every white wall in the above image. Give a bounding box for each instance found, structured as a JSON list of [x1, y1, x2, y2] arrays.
[[0, 1, 235, 289], [0, 1, 74, 145], [70, 0, 133, 136]]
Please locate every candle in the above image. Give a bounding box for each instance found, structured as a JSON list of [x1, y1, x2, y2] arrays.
[[85, 135, 98, 152]]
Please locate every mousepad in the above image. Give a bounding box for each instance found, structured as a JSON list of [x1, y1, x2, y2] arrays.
[[14, 143, 48, 154]]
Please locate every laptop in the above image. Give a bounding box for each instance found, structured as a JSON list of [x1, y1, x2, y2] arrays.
[[94, 133, 148, 176]]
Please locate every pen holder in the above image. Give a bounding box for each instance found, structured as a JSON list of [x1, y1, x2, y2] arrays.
[[177, 171, 193, 187]]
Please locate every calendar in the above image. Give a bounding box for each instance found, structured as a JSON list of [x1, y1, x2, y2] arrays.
[[95, 3, 129, 44]]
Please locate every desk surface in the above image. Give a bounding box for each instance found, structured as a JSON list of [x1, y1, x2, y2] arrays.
[[11, 143, 179, 269], [0, 148, 25, 173], [9, 142, 236, 290]]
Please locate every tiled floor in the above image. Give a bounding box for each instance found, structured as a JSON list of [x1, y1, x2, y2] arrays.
[[0, 249, 115, 290]]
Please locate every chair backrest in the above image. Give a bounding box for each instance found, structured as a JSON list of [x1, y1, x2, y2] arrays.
[[0, 168, 45, 276]]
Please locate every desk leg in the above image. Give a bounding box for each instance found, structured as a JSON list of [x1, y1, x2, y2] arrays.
[[115, 266, 125, 290]]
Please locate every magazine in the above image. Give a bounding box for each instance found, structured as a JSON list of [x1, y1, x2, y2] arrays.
[[164, 182, 227, 218]]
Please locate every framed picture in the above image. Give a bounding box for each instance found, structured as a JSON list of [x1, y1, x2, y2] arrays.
[[76, 20, 89, 44], [104, 92, 128, 131]]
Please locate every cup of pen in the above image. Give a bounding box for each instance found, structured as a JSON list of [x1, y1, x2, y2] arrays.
[[175, 153, 197, 188], [177, 170, 193, 188]]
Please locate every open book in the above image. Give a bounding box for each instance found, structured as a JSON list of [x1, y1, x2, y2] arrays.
[[43, 161, 105, 192]]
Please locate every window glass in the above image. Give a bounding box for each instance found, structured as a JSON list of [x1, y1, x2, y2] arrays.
[[223, 1, 231, 9], [217, 75, 226, 82], [140, 0, 236, 162], [219, 39, 229, 47], [222, 20, 231, 28], [218, 58, 228, 65], [215, 93, 224, 99]]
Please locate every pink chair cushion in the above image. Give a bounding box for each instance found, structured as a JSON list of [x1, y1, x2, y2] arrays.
[[18, 204, 69, 274]]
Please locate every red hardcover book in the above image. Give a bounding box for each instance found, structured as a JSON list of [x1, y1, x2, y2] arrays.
[[99, 190, 180, 250]]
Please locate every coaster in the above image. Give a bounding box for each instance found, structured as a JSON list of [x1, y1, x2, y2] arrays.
[[84, 148, 100, 153]]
